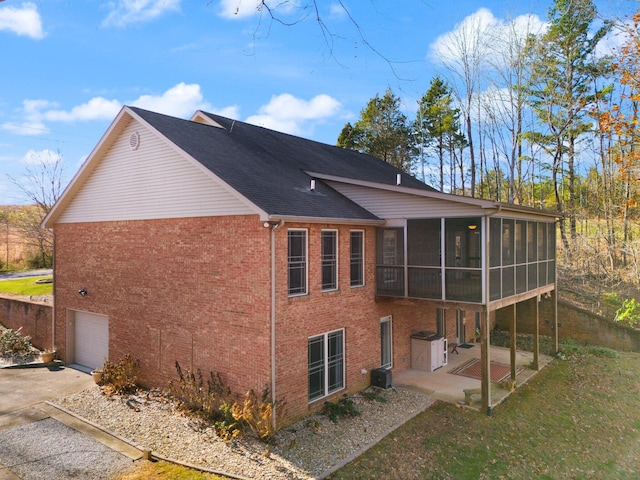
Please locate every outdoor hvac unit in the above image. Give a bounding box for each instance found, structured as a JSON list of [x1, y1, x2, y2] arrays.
[[371, 368, 392, 389]]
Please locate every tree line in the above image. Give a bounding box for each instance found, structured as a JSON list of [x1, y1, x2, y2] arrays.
[[338, 0, 640, 287]]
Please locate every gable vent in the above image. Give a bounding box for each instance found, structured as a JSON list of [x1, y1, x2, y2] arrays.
[[129, 132, 140, 150]]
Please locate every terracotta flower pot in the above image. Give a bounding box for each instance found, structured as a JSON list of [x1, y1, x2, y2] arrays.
[[92, 370, 103, 384], [41, 351, 55, 363]]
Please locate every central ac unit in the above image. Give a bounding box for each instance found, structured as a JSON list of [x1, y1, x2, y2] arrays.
[[371, 368, 392, 389]]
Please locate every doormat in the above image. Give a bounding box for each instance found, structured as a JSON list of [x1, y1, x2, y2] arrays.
[[459, 344, 475, 349], [448, 358, 524, 383]]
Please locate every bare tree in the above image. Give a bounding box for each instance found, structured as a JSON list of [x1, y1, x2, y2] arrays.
[[7, 149, 67, 268]]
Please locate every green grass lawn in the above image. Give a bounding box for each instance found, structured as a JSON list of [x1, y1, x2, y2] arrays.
[[330, 349, 640, 479], [0, 276, 52, 297]]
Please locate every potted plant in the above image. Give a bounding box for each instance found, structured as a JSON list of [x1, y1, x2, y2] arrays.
[[41, 349, 55, 363], [91, 368, 103, 384]]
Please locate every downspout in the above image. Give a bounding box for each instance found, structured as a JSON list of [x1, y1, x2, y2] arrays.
[[269, 220, 283, 429], [51, 230, 56, 352]]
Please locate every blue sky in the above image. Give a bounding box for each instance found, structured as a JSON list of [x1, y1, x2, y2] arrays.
[[0, 0, 635, 203]]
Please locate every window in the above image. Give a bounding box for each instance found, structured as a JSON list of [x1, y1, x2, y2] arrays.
[[308, 329, 345, 402], [380, 316, 393, 369], [288, 229, 307, 296], [350, 230, 364, 287], [321, 230, 338, 291]]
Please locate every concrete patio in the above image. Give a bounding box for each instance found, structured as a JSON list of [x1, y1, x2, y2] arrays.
[[393, 343, 553, 411]]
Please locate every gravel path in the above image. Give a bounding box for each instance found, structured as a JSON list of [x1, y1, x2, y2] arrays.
[[0, 417, 132, 480], [53, 386, 434, 479]]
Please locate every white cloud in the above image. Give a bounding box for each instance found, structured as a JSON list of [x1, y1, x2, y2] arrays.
[[102, 0, 181, 27], [0, 2, 45, 39], [246, 93, 341, 135], [131, 83, 211, 117], [43, 97, 122, 122], [212, 105, 241, 119], [217, 0, 297, 20], [429, 9, 546, 66], [328, 2, 347, 20], [21, 148, 62, 165]]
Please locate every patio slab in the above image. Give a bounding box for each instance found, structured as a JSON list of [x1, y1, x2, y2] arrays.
[[393, 344, 552, 410]]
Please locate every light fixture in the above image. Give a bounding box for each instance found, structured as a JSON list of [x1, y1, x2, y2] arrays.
[[262, 220, 282, 230], [78, 289, 88, 297], [468, 224, 477, 230]]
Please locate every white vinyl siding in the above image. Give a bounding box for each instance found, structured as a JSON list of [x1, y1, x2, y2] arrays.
[[58, 119, 256, 223], [326, 182, 486, 219]]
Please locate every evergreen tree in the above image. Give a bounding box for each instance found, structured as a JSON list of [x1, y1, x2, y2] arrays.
[[415, 77, 465, 192], [337, 88, 416, 173], [525, 0, 611, 249]]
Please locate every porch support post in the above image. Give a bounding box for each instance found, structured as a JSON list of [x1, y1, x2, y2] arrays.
[[480, 308, 491, 415], [553, 289, 559, 354], [510, 303, 516, 382], [533, 296, 540, 371]]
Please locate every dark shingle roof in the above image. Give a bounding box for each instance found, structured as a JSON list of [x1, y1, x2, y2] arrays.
[[130, 106, 434, 220]]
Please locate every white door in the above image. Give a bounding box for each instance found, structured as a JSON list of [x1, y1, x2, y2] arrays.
[[74, 311, 109, 370], [456, 310, 465, 344]]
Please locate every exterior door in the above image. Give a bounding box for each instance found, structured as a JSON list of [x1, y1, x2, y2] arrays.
[[456, 310, 465, 344], [74, 311, 109, 370]]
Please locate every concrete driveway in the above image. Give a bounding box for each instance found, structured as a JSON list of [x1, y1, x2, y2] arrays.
[[0, 364, 141, 479]]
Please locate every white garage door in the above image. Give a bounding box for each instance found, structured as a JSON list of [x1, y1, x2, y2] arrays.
[[74, 311, 109, 370]]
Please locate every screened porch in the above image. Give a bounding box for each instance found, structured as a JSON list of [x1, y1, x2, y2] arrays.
[[375, 216, 557, 305]]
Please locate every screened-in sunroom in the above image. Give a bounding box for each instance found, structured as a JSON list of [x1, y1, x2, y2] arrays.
[[373, 202, 559, 414]]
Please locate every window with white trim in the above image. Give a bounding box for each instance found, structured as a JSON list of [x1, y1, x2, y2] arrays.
[[321, 230, 338, 291], [308, 329, 345, 402], [350, 230, 364, 287], [380, 316, 392, 369], [288, 229, 307, 296]]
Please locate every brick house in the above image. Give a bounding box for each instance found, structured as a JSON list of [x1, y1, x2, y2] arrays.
[[43, 106, 558, 421]]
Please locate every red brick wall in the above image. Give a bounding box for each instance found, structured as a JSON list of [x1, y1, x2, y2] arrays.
[[0, 296, 52, 350], [54, 216, 449, 425], [271, 223, 440, 422], [53, 215, 272, 397]]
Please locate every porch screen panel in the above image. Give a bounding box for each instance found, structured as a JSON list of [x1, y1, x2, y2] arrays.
[[490, 269, 501, 301], [407, 219, 441, 299], [538, 223, 548, 261], [407, 219, 440, 266], [516, 265, 527, 294], [376, 228, 404, 296], [502, 266, 515, 297], [502, 219, 514, 266], [490, 218, 501, 267], [515, 220, 526, 264], [408, 268, 441, 299]]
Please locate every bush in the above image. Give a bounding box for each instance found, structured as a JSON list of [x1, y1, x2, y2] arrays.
[[168, 364, 286, 443], [99, 354, 139, 395], [168, 362, 233, 424], [0, 327, 32, 356], [322, 395, 360, 423], [232, 386, 285, 444], [614, 298, 640, 329]]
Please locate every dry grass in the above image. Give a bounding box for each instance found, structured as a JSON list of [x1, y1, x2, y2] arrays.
[[114, 460, 229, 480]]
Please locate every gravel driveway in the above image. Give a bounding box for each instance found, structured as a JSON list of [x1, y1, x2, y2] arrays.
[[0, 417, 132, 480], [0, 365, 137, 480]]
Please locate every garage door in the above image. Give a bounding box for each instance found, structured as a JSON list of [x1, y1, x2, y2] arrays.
[[74, 311, 109, 370]]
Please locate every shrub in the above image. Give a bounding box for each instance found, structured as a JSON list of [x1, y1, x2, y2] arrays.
[[614, 298, 640, 328], [232, 386, 285, 444], [168, 362, 233, 424], [99, 354, 139, 395], [0, 327, 32, 356], [322, 395, 360, 423]]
